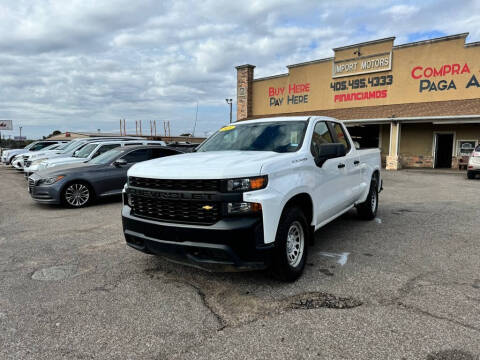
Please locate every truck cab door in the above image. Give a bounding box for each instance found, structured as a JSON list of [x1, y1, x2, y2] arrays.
[[310, 121, 344, 224], [328, 121, 362, 205]]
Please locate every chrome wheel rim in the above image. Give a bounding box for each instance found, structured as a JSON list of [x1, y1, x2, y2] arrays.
[[65, 184, 89, 207], [286, 221, 305, 267]]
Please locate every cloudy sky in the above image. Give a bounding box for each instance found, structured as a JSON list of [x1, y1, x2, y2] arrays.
[[1, 0, 479, 139]]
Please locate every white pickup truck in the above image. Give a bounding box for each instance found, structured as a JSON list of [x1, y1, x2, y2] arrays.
[[122, 116, 382, 281]]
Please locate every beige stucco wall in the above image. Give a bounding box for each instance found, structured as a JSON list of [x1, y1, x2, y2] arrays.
[[398, 123, 480, 157], [252, 35, 480, 116]]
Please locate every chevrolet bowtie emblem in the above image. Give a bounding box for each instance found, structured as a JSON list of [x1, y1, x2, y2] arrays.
[[202, 205, 213, 210]]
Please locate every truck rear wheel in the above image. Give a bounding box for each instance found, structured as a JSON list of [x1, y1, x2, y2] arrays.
[[271, 206, 308, 282], [356, 177, 378, 220]]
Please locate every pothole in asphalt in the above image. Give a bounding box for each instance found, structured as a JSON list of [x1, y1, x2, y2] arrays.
[[31, 265, 77, 281], [288, 292, 363, 310], [426, 349, 476, 360]]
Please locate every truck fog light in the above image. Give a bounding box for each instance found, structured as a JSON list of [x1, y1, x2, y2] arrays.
[[227, 202, 262, 214]]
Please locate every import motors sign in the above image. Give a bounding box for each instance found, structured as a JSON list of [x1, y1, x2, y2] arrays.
[[0, 120, 13, 130], [332, 52, 392, 78]]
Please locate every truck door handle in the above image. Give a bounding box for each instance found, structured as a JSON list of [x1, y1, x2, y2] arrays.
[[354, 160, 360, 165], [338, 163, 345, 169]]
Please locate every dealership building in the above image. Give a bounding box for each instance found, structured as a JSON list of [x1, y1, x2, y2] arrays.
[[236, 33, 480, 170]]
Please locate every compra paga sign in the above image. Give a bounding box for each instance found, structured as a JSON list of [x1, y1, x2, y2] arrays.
[[332, 52, 392, 78]]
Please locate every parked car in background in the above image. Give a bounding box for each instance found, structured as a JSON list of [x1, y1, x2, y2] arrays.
[[1, 141, 63, 165], [28, 145, 182, 208], [33, 140, 166, 172], [23, 137, 152, 176], [11, 142, 68, 170], [467, 145, 480, 179], [122, 116, 382, 281], [165, 142, 199, 153]]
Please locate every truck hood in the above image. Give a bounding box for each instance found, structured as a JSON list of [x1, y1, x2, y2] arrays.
[[128, 151, 288, 179]]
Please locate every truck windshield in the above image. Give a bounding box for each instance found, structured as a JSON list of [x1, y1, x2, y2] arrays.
[[196, 121, 308, 153]]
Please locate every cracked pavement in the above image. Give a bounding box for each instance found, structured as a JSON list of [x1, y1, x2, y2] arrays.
[[0, 165, 479, 359]]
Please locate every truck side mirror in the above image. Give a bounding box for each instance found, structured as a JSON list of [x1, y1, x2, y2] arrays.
[[314, 143, 346, 167]]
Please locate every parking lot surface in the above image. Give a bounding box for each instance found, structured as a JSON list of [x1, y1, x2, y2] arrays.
[[0, 165, 479, 360]]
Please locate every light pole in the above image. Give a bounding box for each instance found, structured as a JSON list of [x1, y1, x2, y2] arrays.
[[19, 126, 23, 140], [225, 98, 232, 124]]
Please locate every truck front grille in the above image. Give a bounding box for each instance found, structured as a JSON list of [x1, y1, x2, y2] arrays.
[[129, 177, 220, 192], [129, 194, 221, 225]]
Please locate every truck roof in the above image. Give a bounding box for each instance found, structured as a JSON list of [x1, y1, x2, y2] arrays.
[[235, 116, 338, 125]]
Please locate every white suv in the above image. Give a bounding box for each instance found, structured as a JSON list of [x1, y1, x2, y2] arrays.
[[467, 145, 480, 179]]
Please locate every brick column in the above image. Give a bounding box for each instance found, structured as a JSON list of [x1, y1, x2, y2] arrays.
[[386, 121, 402, 170], [236, 64, 255, 121]]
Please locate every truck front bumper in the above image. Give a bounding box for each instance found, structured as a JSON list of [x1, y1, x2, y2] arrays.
[[122, 205, 273, 271]]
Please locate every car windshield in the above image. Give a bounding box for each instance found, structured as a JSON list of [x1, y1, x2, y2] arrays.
[[196, 121, 308, 153], [55, 142, 70, 150], [89, 148, 123, 165], [24, 142, 37, 150], [59, 140, 86, 153], [73, 143, 98, 158], [42, 143, 60, 151]]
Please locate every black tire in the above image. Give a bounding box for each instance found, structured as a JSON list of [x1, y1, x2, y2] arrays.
[[62, 182, 93, 208], [467, 171, 475, 180], [271, 206, 309, 282], [357, 177, 378, 220]]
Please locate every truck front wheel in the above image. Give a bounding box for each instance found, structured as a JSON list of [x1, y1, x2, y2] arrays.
[[271, 206, 308, 282]]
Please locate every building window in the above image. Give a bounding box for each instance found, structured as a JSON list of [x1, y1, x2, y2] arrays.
[[457, 140, 477, 156]]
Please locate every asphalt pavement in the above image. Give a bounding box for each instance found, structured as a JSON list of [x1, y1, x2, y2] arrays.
[[0, 165, 479, 359]]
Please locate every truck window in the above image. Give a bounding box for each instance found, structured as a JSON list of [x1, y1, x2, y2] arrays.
[[310, 121, 334, 156], [330, 122, 351, 152]]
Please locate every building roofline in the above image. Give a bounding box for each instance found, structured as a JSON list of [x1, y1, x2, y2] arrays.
[[333, 37, 396, 51], [235, 64, 256, 70], [393, 32, 469, 49], [286, 57, 334, 69], [465, 40, 480, 47], [254, 73, 289, 82], [343, 114, 480, 124]]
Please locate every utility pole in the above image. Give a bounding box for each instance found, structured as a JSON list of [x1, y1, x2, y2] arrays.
[[192, 102, 199, 136], [225, 99, 233, 123]]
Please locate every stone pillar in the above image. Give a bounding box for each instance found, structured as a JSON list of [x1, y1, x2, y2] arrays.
[[236, 64, 255, 121], [386, 121, 402, 170]]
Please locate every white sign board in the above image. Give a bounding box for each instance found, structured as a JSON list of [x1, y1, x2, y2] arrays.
[[0, 120, 13, 130]]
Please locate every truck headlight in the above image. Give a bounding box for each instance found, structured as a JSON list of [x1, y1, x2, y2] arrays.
[[39, 175, 65, 185], [226, 176, 268, 192], [227, 202, 262, 215]]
